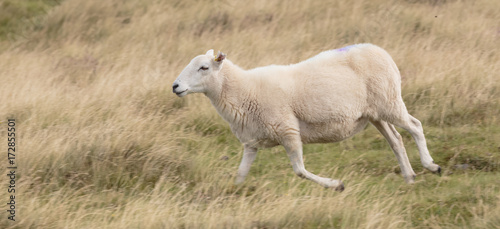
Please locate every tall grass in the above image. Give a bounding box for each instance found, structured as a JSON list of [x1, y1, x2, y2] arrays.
[[0, 0, 499, 228]]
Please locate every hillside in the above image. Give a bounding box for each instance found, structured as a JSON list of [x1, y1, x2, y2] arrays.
[[0, 0, 499, 228]]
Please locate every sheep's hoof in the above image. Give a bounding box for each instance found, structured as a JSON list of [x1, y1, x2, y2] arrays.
[[434, 166, 442, 176], [404, 174, 416, 184], [234, 177, 245, 185], [425, 162, 441, 174], [325, 179, 344, 192], [335, 183, 345, 192]]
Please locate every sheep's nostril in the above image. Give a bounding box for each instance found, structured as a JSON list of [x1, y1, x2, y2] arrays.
[[172, 84, 179, 92]]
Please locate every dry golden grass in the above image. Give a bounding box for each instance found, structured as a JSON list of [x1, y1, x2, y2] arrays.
[[1, 0, 499, 228]]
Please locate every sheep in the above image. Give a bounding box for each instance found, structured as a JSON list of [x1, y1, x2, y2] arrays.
[[172, 44, 441, 191]]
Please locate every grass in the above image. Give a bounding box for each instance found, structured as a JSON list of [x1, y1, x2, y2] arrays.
[[0, 0, 60, 44], [1, 0, 499, 228]]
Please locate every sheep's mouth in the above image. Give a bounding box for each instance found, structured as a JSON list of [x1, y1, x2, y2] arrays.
[[175, 89, 188, 96]]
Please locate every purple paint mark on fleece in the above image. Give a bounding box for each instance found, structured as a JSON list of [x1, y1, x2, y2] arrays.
[[337, 45, 357, 52]]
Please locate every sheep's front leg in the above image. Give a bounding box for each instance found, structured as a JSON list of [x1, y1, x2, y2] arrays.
[[282, 135, 344, 191], [235, 145, 258, 184]]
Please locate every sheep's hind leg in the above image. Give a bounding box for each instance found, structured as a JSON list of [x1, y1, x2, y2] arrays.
[[392, 113, 441, 174], [371, 120, 416, 183], [235, 145, 258, 184], [282, 135, 344, 191]]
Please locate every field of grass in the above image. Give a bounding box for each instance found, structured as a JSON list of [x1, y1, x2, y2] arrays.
[[1, 0, 499, 228]]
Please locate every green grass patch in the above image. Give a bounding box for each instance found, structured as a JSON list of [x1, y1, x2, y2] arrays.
[[0, 0, 61, 41]]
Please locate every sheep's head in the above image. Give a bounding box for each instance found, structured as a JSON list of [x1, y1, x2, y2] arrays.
[[172, 50, 226, 97]]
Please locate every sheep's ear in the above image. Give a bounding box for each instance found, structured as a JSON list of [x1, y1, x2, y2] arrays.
[[214, 51, 226, 63], [206, 49, 214, 56]]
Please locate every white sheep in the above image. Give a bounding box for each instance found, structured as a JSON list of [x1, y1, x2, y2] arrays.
[[172, 44, 441, 191]]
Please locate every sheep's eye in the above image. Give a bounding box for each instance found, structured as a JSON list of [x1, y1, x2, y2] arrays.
[[199, 66, 209, 71]]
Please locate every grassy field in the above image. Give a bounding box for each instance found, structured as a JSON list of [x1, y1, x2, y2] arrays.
[[1, 0, 499, 228]]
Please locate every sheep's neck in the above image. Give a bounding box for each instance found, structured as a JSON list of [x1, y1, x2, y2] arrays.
[[206, 61, 251, 131]]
